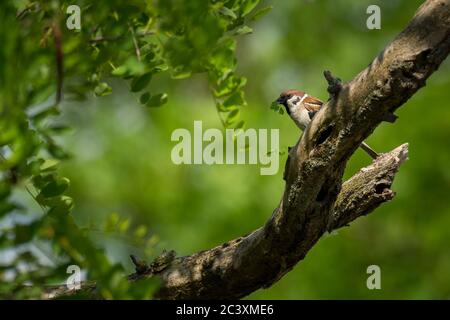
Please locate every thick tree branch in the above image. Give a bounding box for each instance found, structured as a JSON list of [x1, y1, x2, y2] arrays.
[[328, 143, 409, 231], [147, 144, 410, 299], [47, 0, 450, 299]]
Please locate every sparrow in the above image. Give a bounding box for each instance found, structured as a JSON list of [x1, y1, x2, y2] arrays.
[[276, 89, 379, 159]]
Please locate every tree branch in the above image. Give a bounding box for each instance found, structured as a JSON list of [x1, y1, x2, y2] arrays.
[[328, 143, 409, 231], [46, 0, 450, 299]]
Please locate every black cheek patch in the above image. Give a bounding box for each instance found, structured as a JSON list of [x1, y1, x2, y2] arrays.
[[283, 102, 291, 115]]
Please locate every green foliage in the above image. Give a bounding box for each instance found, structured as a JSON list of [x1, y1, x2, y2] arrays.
[[0, 0, 264, 299], [270, 100, 284, 115]]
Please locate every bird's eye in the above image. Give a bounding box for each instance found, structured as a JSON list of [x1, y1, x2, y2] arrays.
[[287, 94, 293, 99]]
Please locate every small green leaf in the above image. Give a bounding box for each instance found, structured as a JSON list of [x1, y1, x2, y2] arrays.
[[153, 64, 169, 73], [234, 120, 245, 130], [0, 202, 16, 218], [214, 74, 246, 98], [234, 25, 253, 36], [119, 219, 130, 233], [219, 6, 237, 19], [94, 82, 112, 97], [270, 100, 280, 110], [134, 225, 147, 239], [241, 0, 260, 17], [145, 93, 168, 107], [140, 92, 151, 104], [171, 66, 192, 79], [47, 124, 72, 135], [217, 102, 238, 112], [0, 183, 11, 201], [40, 177, 70, 198], [48, 144, 71, 160], [40, 159, 59, 172], [111, 58, 146, 77], [32, 174, 55, 189], [48, 196, 74, 216], [224, 91, 246, 108], [131, 73, 152, 92], [270, 101, 285, 115], [105, 213, 120, 232], [111, 65, 128, 77], [226, 109, 240, 125], [250, 5, 273, 21], [26, 159, 44, 176]]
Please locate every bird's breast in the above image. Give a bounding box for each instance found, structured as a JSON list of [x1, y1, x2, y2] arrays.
[[290, 107, 311, 131]]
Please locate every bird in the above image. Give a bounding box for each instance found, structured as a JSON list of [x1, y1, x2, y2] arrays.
[[276, 89, 379, 159]]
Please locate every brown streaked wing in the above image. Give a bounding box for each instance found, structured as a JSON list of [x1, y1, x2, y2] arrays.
[[303, 95, 323, 112]]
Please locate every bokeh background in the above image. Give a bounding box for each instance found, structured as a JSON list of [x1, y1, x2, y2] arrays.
[[57, 0, 450, 299]]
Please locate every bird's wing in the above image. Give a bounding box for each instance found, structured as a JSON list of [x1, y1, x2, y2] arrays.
[[303, 96, 323, 119]]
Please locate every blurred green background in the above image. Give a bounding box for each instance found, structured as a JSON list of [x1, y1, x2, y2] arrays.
[[56, 0, 450, 299]]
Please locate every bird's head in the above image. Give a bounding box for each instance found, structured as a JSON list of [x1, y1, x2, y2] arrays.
[[276, 89, 306, 115]]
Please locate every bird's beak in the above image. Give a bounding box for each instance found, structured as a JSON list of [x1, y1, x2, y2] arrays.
[[276, 97, 285, 105]]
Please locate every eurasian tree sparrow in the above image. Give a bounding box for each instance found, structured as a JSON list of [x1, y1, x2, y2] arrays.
[[276, 89, 379, 159]]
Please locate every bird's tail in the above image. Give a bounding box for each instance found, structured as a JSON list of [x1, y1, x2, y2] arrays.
[[359, 141, 378, 159]]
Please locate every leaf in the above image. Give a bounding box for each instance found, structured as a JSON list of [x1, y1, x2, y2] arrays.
[[153, 64, 169, 73], [134, 225, 147, 239], [250, 5, 273, 21], [234, 25, 253, 36], [270, 100, 281, 110], [48, 196, 74, 216], [29, 106, 59, 122], [171, 66, 192, 79], [269, 100, 285, 114], [46, 124, 72, 135], [118, 219, 130, 233], [25, 158, 44, 175], [145, 93, 168, 107], [130, 73, 152, 92], [219, 6, 237, 20], [140, 92, 151, 104], [40, 177, 70, 198], [223, 91, 246, 108], [216, 102, 238, 112], [32, 174, 56, 189], [14, 221, 42, 245], [241, 0, 260, 17], [234, 120, 245, 130], [0, 202, 16, 218], [209, 39, 237, 74], [0, 182, 11, 201], [94, 82, 112, 97], [214, 74, 246, 98], [40, 159, 59, 172], [105, 213, 120, 232], [111, 57, 146, 77], [111, 65, 128, 77], [48, 144, 71, 160], [226, 109, 240, 125]]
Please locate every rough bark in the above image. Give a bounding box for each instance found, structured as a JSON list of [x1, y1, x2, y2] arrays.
[[46, 0, 450, 299]]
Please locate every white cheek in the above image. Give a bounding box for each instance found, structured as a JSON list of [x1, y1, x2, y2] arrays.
[[287, 98, 299, 111]]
